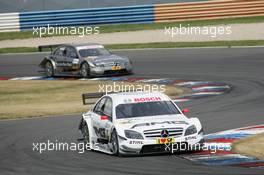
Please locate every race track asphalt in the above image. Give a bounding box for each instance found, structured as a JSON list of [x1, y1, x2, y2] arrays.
[[0, 47, 264, 175]]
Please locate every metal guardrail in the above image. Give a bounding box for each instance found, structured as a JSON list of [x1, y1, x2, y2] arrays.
[[0, 0, 264, 32]]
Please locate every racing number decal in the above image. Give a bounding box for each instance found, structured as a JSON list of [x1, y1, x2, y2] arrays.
[[93, 126, 107, 138]]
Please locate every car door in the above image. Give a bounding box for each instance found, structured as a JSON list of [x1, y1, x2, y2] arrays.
[[101, 98, 114, 142], [53, 46, 66, 68], [92, 97, 113, 142], [65, 46, 80, 71], [92, 97, 108, 141]]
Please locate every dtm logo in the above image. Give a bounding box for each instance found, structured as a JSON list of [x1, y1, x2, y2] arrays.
[[161, 129, 169, 138]]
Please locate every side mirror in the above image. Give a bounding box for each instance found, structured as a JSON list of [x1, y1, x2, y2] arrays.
[[182, 108, 189, 114], [100, 115, 109, 121]]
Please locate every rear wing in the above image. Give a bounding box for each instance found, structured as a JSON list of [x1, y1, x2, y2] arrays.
[[38, 44, 63, 52], [82, 92, 106, 105]]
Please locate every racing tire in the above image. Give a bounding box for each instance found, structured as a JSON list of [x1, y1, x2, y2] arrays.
[[110, 130, 120, 156], [45, 61, 54, 77], [80, 62, 90, 78]]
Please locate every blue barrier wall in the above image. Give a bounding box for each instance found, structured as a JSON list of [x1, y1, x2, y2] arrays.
[[19, 5, 155, 30]]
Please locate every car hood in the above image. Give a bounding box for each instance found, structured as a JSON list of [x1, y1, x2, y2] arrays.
[[84, 54, 128, 63], [114, 114, 191, 133]]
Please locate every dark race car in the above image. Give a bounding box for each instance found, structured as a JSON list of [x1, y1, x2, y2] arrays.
[[39, 43, 133, 78]]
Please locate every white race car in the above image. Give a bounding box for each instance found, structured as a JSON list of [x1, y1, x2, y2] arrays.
[[78, 91, 204, 156]]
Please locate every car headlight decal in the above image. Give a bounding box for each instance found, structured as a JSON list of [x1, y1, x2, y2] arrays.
[[184, 125, 197, 136], [124, 130, 144, 140]]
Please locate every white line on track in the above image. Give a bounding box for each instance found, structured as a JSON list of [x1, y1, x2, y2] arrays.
[[1, 46, 264, 55]]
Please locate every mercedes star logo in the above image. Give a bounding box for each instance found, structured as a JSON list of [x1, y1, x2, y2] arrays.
[[161, 129, 169, 138]]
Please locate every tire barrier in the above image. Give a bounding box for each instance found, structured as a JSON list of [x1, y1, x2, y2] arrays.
[[0, 12, 20, 32], [154, 0, 264, 23], [0, 0, 264, 32], [18, 5, 155, 30]]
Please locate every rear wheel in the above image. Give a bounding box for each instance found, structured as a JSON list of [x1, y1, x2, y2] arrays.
[[110, 130, 119, 156], [80, 62, 90, 78], [45, 61, 54, 77]]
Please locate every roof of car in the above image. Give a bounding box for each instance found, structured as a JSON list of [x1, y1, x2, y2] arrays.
[[65, 43, 103, 47], [106, 91, 171, 105]]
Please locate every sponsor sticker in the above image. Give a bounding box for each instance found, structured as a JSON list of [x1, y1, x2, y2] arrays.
[[129, 141, 143, 144], [134, 97, 162, 103], [185, 136, 197, 141], [111, 66, 122, 70], [156, 138, 175, 144]]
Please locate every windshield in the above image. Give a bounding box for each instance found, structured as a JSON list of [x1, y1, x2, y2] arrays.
[[79, 48, 110, 57], [115, 101, 181, 119]]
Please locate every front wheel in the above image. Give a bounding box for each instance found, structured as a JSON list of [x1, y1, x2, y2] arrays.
[[110, 130, 119, 156], [80, 62, 90, 78]]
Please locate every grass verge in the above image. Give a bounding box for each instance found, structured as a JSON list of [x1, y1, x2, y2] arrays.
[[1, 40, 264, 54], [0, 16, 264, 41], [232, 133, 264, 160], [0, 80, 188, 120]]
